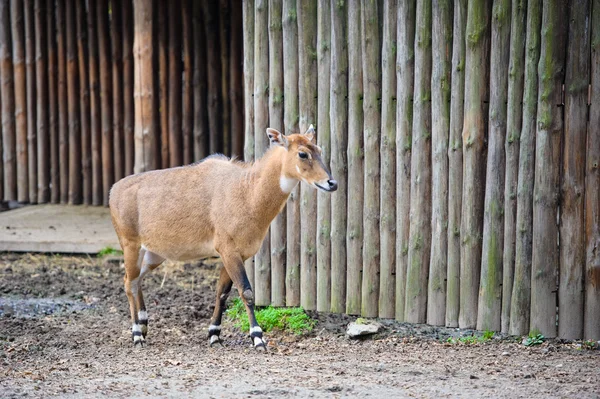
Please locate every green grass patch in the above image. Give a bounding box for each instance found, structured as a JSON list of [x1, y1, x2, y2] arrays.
[[226, 298, 315, 335], [98, 247, 123, 257], [523, 329, 545, 347], [447, 330, 495, 345]]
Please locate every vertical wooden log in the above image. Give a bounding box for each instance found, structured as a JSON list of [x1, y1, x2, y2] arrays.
[[269, 0, 285, 307], [182, 0, 193, 165], [254, 0, 270, 306], [75, 0, 90, 204], [501, 0, 526, 333], [585, 0, 600, 341], [395, 0, 416, 321], [283, 0, 300, 306], [157, 1, 168, 168], [346, 0, 364, 315], [56, 0, 68, 203], [230, 2, 244, 158], [168, 0, 181, 167], [48, 0, 59, 204], [112, 3, 124, 181], [34, 0, 50, 204], [530, 0, 568, 338], [446, 0, 466, 327], [203, 0, 222, 154], [559, 0, 590, 340], [510, 0, 542, 336], [193, 0, 209, 161], [122, 0, 134, 176], [330, 0, 348, 314], [66, 0, 81, 204], [427, 0, 452, 326], [1, 0, 16, 202], [133, 0, 157, 173], [459, 0, 491, 329], [13, 0, 29, 202], [377, 0, 397, 319], [24, 0, 36, 203], [316, 0, 331, 312], [97, 0, 112, 205], [405, 0, 431, 323], [219, 0, 231, 155], [477, 0, 511, 332], [243, 0, 255, 289], [88, 1, 102, 205], [298, 0, 318, 311]]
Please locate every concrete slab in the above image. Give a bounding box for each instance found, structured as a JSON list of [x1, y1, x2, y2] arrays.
[[0, 205, 120, 254]]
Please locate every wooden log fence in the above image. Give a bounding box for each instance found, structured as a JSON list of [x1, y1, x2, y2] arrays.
[[0, 0, 597, 341]]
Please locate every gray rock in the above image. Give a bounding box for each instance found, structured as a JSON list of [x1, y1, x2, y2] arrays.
[[346, 321, 381, 338]]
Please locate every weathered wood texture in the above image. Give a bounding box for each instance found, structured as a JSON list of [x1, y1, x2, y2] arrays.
[[530, 0, 568, 338], [378, 0, 397, 319], [346, 0, 364, 316], [269, 0, 285, 307], [405, 0, 431, 323], [75, 0, 90, 205], [66, 0, 81, 205], [35, 0, 48, 203], [97, 0, 112, 206], [330, 0, 348, 314], [157, 1, 168, 169], [559, 0, 590, 341], [283, 0, 300, 306], [111, 3, 124, 182], [428, 0, 451, 326], [254, 0, 270, 306], [24, 0, 36, 204], [510, 0, 542, 336], [459, 0, 491, 329], [168, 0, 182, 167], [446, 0, 467, 328], [48, 0, 59, 204], [230, 2, 244, 158], [585, 0, 600, 341], [477, 0, 511, 332], [122, 0, 134, 176], [1, 0, 16, 202], [316, 0, 331, 313], [13, 0, 29, 203], [501, 0, 526, 334], [395, 0, 416, 322], [88, 0, 102, 205], [298, 0, 318, 311], [203, 0, 222, 155], [181, 0, 193, 165], [193, 0, 209, 162]]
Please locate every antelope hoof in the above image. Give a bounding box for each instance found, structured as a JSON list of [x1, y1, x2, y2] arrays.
[[253, 336, 266, 351], [209, 335, 223, 347], [139, 319, 148, 338], [133, 334, 146, 347]]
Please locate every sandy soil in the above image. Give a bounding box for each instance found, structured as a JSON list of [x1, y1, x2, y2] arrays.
[[1, 253, 599, 398]]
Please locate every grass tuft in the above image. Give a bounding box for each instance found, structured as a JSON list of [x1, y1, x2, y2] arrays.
[[447, 330, 495, 345], [226, 298, 315, 335], [98, 247, 123, 257]]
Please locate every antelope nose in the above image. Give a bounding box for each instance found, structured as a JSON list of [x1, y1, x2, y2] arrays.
[[327, 179, 338, 192]]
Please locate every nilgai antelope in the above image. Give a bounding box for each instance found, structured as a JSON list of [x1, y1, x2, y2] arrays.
[[109, 126, 337, 349]]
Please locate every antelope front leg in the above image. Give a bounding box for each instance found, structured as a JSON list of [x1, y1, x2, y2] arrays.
[[208, 267, 233, 347], [218, 249, 266, 350]]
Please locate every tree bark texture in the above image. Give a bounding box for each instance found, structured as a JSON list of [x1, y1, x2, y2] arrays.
[[112, 2, 124, 181], [88, 0, 102, 205], [157, 1, 168, 168], [75, 0, 90, 204], [48, 0, 59, 204], [182, 0, 193, 165], [1, 0, 16, 202], [193, 1, 209, 161], [168, 0, 182, 167], [122, 0, 134, 176], [395, 0, 416, 321], [97, 0, 112, 206], [24, 0, 36, 203], [203, 0, 222, 154], [13, 0, 29, 203], [230, 2, 244, 158], [66, 0, 81, 204], [57, 0, 67, 203]]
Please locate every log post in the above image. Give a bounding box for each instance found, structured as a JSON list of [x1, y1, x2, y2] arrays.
[[509, 0, 542, 336], [97, 0, 112, 205], [559, 0, 590, 340], [378, 0, 397, 319], [230, 2, 244, 158], [203, 0, 222, 154], [427, 0, 452, 326], [193, 0, 209, 161], [501, 0, 526, 333], [112, 2, 124, 181], [405, 0, 431, 323], [298, 0, 318, 311], [75, 0, 91, 204], [219, 0, 231, 155], [122, 0, 134, 176], [168, 0, 182, 167], [0, 0, 16, 202], [254, 0, 270, 306], [269, 0, 285, 307], [157, 0, 168, 168], [13, 0, 29, 203], [24, 0, 36, 203], [346, 0, 364, 315], [585, 0, 600, 341], [530, 0, 568, 338], [88, 0, 102, 205], [316, 0, 331, 312], [330, 0, 348, 314], [133, 0, 157, 173], [66, 0, 81, 204], [283, 0, 300, 305], [182, 0, 193, 165], [48, 0, 59, 204], [395, 0, 416, 321], [477, 0, 511, 332]]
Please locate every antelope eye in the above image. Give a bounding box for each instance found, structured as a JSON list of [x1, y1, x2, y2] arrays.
[[298, 152, 308, 159]]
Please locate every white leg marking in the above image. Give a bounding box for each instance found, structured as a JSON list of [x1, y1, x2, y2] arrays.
[[210, 335, 221, 345], [209, 324, 221, 333], [253, 336, 265, 347], [250, 326, 263, 335], [132, 324, 142, 333], [138, 310, 148, 321]]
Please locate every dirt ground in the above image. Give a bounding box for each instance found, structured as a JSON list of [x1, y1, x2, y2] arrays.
[[1, 254, 599, 398]]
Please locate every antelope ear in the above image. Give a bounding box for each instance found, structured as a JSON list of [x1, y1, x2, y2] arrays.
[[266, 128, 288, 148], [304, 124, 316, 143]]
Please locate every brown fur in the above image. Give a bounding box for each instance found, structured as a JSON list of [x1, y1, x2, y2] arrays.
[[109, 128, 336, 347]]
